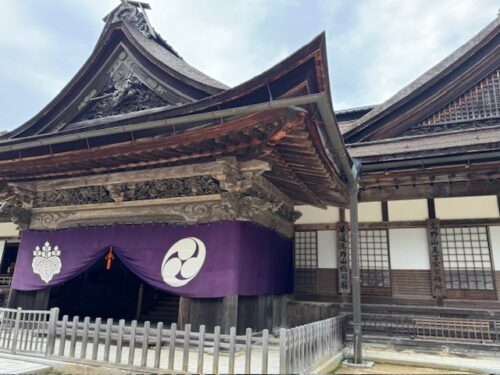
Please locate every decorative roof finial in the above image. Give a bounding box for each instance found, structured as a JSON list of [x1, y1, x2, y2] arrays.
[[113, 1, 156, 39]]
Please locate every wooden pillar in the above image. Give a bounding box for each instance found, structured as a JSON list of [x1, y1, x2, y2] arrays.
[[135, 283, 144, 321], [220, 295, 238, 334], [427, 219, 446, 305], [34, 289, 50, 310], [8, 288, 50, 310], [272, 294, 288, 329], [178, 296, 191, 330]]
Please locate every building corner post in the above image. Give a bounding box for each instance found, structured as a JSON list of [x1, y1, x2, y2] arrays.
[[350, 185, 362, 364], [349, 158, 362, 364]]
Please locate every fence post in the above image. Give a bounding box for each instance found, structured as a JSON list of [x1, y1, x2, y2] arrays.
[[80, 316, 90, 359], [168, 322, 177, 370], [244, 327, 252, 374], [228, 326, 236, 374], [279, 327, 287, 374], [154, 321, 163, 369], [11, 307, 21, 354], [58, 315, 68, 356], [45, 307, 59, 357], [182, 324, 191, 372], [261, 329, 269, 375], [197, 324, 205, 375], [212, 326, 220, 375]]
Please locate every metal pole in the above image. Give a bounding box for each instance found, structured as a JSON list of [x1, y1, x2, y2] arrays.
[[350, 185, 362, 364]]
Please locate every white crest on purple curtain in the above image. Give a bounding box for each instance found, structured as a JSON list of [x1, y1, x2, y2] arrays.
[[32, 241, 62, 284], [161, 237, 206, 287]]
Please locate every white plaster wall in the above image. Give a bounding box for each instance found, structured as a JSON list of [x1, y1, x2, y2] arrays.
[[389, 199, 428, 221], [0, 223, 19, 238], [490, 226, 500, 271], [346, 202, 382, 222], [317, 230, 337, 268], [295, 205, 339, 224], [389, 228, 430, 270], [435, 196, 499, 219], [360, 202, 383, 222]]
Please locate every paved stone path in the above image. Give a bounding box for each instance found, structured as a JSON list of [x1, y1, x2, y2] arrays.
[[0, 357, 51, 374]]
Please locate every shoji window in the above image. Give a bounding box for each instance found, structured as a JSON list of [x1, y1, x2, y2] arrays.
[[294, 231, 318, 285], [358, 229, 391, 288], [441, 226, 494, 290]]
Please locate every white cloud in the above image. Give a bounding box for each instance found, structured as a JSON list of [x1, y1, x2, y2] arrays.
[[0, 0, 498, 129], [0, 2, 52, 51], [323, 0, 498, 108]]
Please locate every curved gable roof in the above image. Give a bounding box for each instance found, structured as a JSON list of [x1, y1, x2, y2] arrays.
[[344, 15, 500, 143], [6, 3, 228, 139]]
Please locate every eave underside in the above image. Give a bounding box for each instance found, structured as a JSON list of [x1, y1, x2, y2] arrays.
[[0, 109, 349, 208], [356, 148, 499, 201]]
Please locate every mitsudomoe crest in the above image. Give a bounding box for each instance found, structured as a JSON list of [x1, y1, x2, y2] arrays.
[[32, 241, 62, 284], [161, 237, 206, 287]]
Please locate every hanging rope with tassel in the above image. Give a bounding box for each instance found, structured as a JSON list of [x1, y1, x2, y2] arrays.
[[105, 246, 114, 270]]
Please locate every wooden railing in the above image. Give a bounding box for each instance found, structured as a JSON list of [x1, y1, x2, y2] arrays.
[[0, 307, 346, 374], [0, 307, 54, 355], [53, 315, 280, 374], [279, 315, 346, 374], [347, 313, 500, 344]]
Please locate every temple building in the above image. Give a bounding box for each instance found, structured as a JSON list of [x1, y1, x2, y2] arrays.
[[0, 2, 499, 333]]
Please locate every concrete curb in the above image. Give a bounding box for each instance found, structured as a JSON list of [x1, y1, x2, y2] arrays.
[[309, 352, 344, 374], [362, 349, 500, 374]]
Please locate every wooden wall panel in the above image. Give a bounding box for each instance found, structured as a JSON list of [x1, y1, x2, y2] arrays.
[[391, 270, 432, 298], [446, 290, 497, 300], [295, 268, 338, 297], [361, 287, 391, 297]]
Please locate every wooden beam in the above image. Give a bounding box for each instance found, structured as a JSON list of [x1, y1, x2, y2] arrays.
[[359, 180, 500, 201], [381, 201, 388, 222], [295, 217, 500, 231], [427, 199, 436, 219], [265, 153, 327, 208]]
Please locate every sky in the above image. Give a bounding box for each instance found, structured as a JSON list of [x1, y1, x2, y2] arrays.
[[0, 0, 498, 131]]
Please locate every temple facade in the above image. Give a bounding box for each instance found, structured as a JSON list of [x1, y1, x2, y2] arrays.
[[0, 3, 499, 332], [294, 16, 500, 312]]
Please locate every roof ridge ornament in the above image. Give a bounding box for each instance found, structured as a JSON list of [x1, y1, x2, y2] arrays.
[[116, 1, 156, 39], [105, 0, 182, 59]]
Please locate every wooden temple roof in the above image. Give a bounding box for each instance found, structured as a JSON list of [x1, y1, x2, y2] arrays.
[[340, 15, 500, 201], [344, 15, 500, 143], [0, 3, 352, 208]]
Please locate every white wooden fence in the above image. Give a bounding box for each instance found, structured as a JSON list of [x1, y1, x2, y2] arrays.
[[279, 316, 345, 374], [0, 307, 55, 355], [0, 307, 346, 374]]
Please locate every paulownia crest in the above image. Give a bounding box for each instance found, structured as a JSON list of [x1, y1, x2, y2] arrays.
[[32, 241, 62, 284]]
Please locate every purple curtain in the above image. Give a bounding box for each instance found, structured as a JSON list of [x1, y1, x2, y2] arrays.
[[12, 221, 293, 298]]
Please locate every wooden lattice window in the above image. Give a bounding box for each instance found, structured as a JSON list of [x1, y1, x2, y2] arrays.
[[403, 68, 500, 135], [348, 229, 391, 288], [441, 227, 494, 290], [420, 68, 500, 125], [294, 231, 318, 285], [358, 229, 391, 288]]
